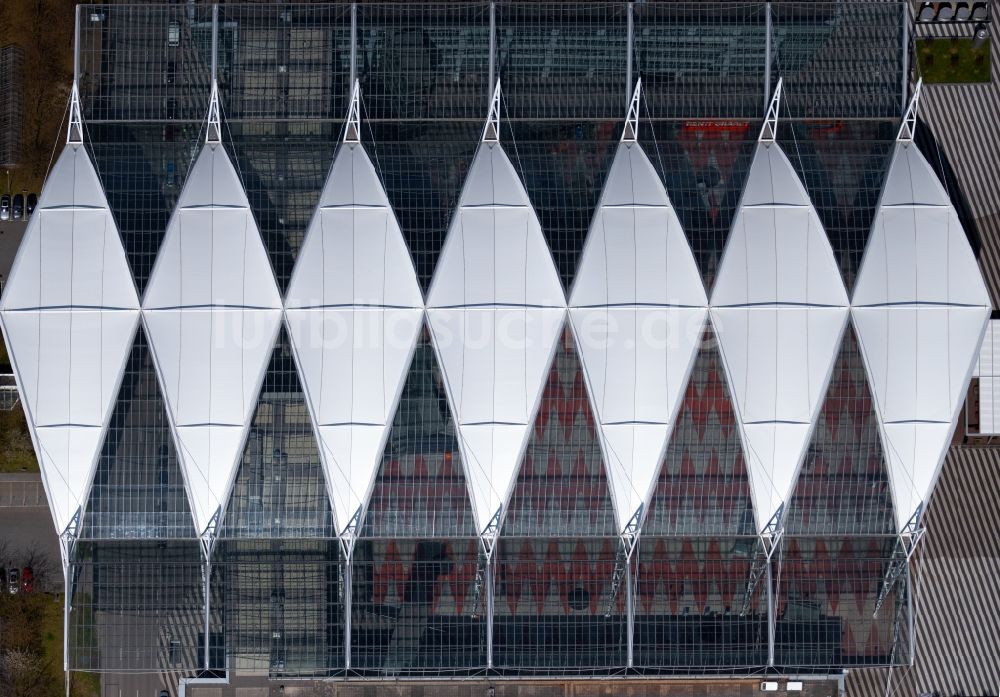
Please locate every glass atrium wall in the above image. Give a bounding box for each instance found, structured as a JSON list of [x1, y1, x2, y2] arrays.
[[70, 1, 910, 677]]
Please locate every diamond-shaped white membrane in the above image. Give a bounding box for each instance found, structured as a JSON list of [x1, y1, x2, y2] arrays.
[[427, 142, 566, 535], [853, 141, 990, 531], [285, 142, 423, 533], [569, 141, 707, 533], [143, 142, 282, 534], [0, 144, 139, 534], [710, 141, 848, 532]]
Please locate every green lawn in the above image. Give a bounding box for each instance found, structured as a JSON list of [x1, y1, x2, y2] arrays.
[[0, 407, 38, 473], [916, 37, 991, 84], [0, 335, 38, 473], [0, 592, 98, 697]]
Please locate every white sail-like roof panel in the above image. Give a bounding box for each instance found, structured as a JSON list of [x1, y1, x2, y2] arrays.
[[881, 421, 954, 531], [286, 144, 422, 310], [457, 422, 531, 532], [33, 426, 105, 534], [146, 309, 281, 533], [173, 425, 248, 535], [739, 142, 811, 208], [317, 424, 388, 532], [877, 141, 950, 208], [569, 141, 706, 532], [711, 307, 848, 425], [597, 141, 671, 208], [712, 145, 848, 309], [4, 311, 138, 428], [853, 139, 991, 531], [1, 144, 138, 313], [571, 304, 707, 525], [741, 421, 813, 532], [143, 145, 281, 311], [286, 307, 421, 529], [571, 204, 707, 307], [0, 143, 139, 535], [143, 141, 282, 534], [427, 139, 566, 535], [600, 422, 673, 531], [427, 145, 564, 310], [711, 139, 848, 531], [428, 308, 563, 428], [143, 309, 281, 428], [286, 309, 422, 427], [285, 138, 424, 533], [853, 306, 987, 425], [457, 144, 533, 209], [165, 140, 250, 211], [571, 307, 706, 425], [2, 311, 137, 533], [854, 147, 989, 309], [30, 143, 108, 211]]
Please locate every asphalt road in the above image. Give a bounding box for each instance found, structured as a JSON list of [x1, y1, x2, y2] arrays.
[[0, 217, 27, 283], [0, 484, 60, 591]]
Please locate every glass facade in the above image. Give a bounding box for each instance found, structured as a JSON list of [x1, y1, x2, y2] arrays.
[[65, 1, 914, 679]]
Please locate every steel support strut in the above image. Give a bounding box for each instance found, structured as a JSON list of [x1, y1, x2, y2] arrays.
[[200, 508, 220, 670], [737, 507, 783, 666], [338, 505, 362, 671], [470, 508, 501, 668], [874, 506, 924, 618], [60, 509, 81, 674]]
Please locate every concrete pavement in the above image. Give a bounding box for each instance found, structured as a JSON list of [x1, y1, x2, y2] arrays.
[[0, 471, 45, 507]]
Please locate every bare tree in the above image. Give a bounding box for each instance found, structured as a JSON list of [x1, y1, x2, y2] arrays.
[[0, 648, 56, 697], [21, 547, 56, 592]]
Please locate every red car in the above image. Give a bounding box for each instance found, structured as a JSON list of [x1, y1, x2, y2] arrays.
[[20, 567, 33, 593]]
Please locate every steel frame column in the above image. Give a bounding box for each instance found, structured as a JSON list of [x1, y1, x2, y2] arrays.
[[488, 1, 496, 97], [764, 1, 772, 109], [200, 520, 218, 671], [626, 1, 634, 107], [625, 556, 635, 668], [73, 4, 80, 83], [350, 3, 357, 87], [766, 556, 776, 666], [900, 1, 910, 114], [342, 553, 352, 670], [907, 558, 916, 665], [211, 4, 218, 84], [485, 554, 495, 669], [59, 510, 79, 674]]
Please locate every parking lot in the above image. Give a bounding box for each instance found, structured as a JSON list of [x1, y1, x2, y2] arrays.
[[0, 473, 60, 593]]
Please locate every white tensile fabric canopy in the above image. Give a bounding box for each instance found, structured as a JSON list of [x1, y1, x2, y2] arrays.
[[570, 141, 707, 533], [853, 140, 990, 532], [285, 142, 423, 534], [143, 142, 283, 534], [0, 144, 140, 534], [711, 140, 849, 533], [427, 141, 566, 536]]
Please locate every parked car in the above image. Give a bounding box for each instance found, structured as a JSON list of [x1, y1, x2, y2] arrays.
[[0, 195, 9, 221], [8, 568, 19, 594], [26, 193, 37, 217], [12, 193, 23, 220], [21, 567, 33, 593], [167, 20, 180, 47]]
